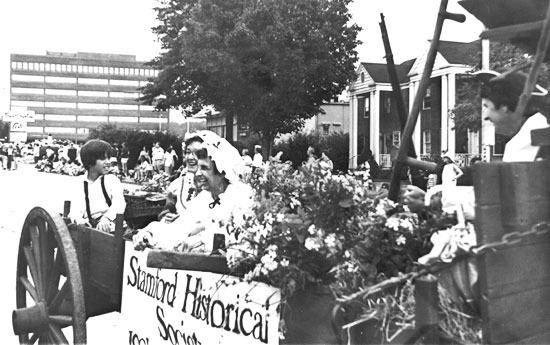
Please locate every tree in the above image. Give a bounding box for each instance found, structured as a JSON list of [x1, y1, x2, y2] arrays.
[[141, 0, 360, 157], [452, 41, 550, 133]]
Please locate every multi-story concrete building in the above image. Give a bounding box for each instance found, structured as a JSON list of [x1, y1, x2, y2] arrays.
[[9, 51, 167, 141]]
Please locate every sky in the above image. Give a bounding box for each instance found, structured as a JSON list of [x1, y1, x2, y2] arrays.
[[0, 0, 484, 110]]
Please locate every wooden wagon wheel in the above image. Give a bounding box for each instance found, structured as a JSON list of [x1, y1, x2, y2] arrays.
[[12, 207, 86, 344]]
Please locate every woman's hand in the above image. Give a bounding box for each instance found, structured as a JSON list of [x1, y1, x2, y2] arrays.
[[133, 230, 154, 250], [403, 185, 427, 213]]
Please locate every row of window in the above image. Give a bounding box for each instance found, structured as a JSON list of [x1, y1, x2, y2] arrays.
[[12, 61, 158, 77], [363, 90, 431, 119], [11, 100, 157, 111], [27, 114, 168, 123], [12, 74, 145, 87], [12, 87, 140, 98]]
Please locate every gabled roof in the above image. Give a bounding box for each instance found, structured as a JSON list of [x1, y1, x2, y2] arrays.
[[360, 58, 415, 84], [436, 40, 481, 65]]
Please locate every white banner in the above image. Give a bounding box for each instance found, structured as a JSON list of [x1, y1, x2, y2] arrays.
[[121, 246, 281, 345], [2, 109, 35, 122]]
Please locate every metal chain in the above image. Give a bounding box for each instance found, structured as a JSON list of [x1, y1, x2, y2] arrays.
[[337, 221, 550, 304], [469, 220, 550, 255]]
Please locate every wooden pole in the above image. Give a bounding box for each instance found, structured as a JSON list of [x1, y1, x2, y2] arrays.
[[388, 0, 465, 201], [379, 14, 437, 190]]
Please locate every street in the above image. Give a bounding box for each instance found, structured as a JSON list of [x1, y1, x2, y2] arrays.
[[0, 164, 124, 344]]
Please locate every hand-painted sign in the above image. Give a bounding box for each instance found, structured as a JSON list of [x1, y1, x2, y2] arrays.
[[2, 109, 35, 122], [121, 246, 281, 345]]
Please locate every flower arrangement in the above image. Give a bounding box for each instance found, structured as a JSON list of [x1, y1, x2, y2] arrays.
[[225, 159, 431, 299]]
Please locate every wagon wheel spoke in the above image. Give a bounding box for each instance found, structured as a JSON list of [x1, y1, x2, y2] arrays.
[[28, 332, 39, 344], [46, 251, 63, 304], [48, 323, 69, 344], [37, 221, 54, 298], [49, 280, 69, 314], [23, 245, 43, 301], [19, 276, 39, 303], [29, 225, 44, 294], [48, 315, 73, 327], [38, 331, 53, 345]]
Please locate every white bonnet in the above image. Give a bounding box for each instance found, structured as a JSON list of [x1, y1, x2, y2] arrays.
[[184, 130, 244, 183]]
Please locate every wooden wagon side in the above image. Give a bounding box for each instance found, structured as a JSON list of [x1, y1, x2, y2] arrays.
[[473, 160, 550, 344]]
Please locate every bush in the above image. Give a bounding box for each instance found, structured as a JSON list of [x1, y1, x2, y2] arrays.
[[273, 131, 349, 172]]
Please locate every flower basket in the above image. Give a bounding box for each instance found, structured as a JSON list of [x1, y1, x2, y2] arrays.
[[123, 193, 166, 229]]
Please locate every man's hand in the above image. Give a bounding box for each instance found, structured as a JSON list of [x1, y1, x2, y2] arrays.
[[403, 185, 427, 213], [97, 217, 113, 233], [162, 212, 180, 224], [133, 230, 154, 250]]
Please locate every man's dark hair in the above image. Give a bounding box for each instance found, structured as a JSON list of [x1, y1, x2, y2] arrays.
[[479, 71, 539, 116], [80, 139, 112, 170]]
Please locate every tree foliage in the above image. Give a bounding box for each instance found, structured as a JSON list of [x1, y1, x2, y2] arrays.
[[141, 0, 360, 156], [452, 41, 550, 133]]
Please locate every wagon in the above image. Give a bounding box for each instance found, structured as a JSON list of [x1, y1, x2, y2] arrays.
[[10, 0, 550, 343]]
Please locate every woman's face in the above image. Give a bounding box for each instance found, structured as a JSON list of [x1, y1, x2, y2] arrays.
[[195, 157, 224, 191], [185, 141, 202, 173]]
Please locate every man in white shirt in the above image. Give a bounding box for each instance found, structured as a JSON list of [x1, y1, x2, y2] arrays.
[[152, 141, 165, 173]]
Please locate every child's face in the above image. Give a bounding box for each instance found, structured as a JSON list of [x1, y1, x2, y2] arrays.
[[90, 156, 109, 175]]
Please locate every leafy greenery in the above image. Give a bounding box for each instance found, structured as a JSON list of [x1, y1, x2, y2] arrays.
[[225, 159, 430, 299], [141, 0, 360, 157]]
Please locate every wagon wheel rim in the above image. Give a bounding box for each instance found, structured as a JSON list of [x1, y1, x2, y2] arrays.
[[14, 207, 86, 344]]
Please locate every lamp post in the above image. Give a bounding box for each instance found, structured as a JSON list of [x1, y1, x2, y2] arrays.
[[153, 95, 167, 133]]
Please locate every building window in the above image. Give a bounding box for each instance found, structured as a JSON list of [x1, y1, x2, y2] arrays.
[[385, 94, 391, 114], [423, 130, 431, 154], [423, 87, 432, 109], [364, 97, 370, 119], [322, 123, 330, 135], [360, 72, 365, 83], [392, 131, 400, 147]]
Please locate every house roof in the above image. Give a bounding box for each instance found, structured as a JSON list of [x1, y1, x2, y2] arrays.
[[436, 40, 481, 65], [360, 58, 416, 84]]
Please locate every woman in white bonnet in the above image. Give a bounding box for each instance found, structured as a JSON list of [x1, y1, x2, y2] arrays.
[[133, 130, 253, 252]]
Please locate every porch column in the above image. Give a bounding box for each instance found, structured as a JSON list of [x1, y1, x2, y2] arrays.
[[447, 73, 456, 155], [349, 95, 358, 169], [410, 81, 422, 154], [370, 90, 380, 162], [441, 74, 449, 153]]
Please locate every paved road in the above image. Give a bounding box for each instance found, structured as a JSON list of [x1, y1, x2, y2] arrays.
[[0, 164, 125, 344]]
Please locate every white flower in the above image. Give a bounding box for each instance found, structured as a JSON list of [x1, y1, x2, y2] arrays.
[[289, 197, 301, 209], [308, 224, 317, 235], [324, 233, 337, 249], [280, 258, 289, 267], [305, 237, 322, 251], [396, 234, 407, 246], [276, 213, 285, 222], [264, 212, 274, 224], [385, 217, 400, 231], [400, 218, 415, 233], [375, 203, 387, 217]]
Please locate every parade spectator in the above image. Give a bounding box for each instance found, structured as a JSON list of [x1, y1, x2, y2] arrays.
[[7, 143, 14, 170], [33, 142, 40, 163], [67, 143, 78, 164], [120, 142, 130, 176], [68, 139, 126, 233], [252, 145, 263, 171], [152, 142, 165, 173], [441, 155, 463, 187], [241, 148, 253, 176], [163, 145, 178, 176]]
